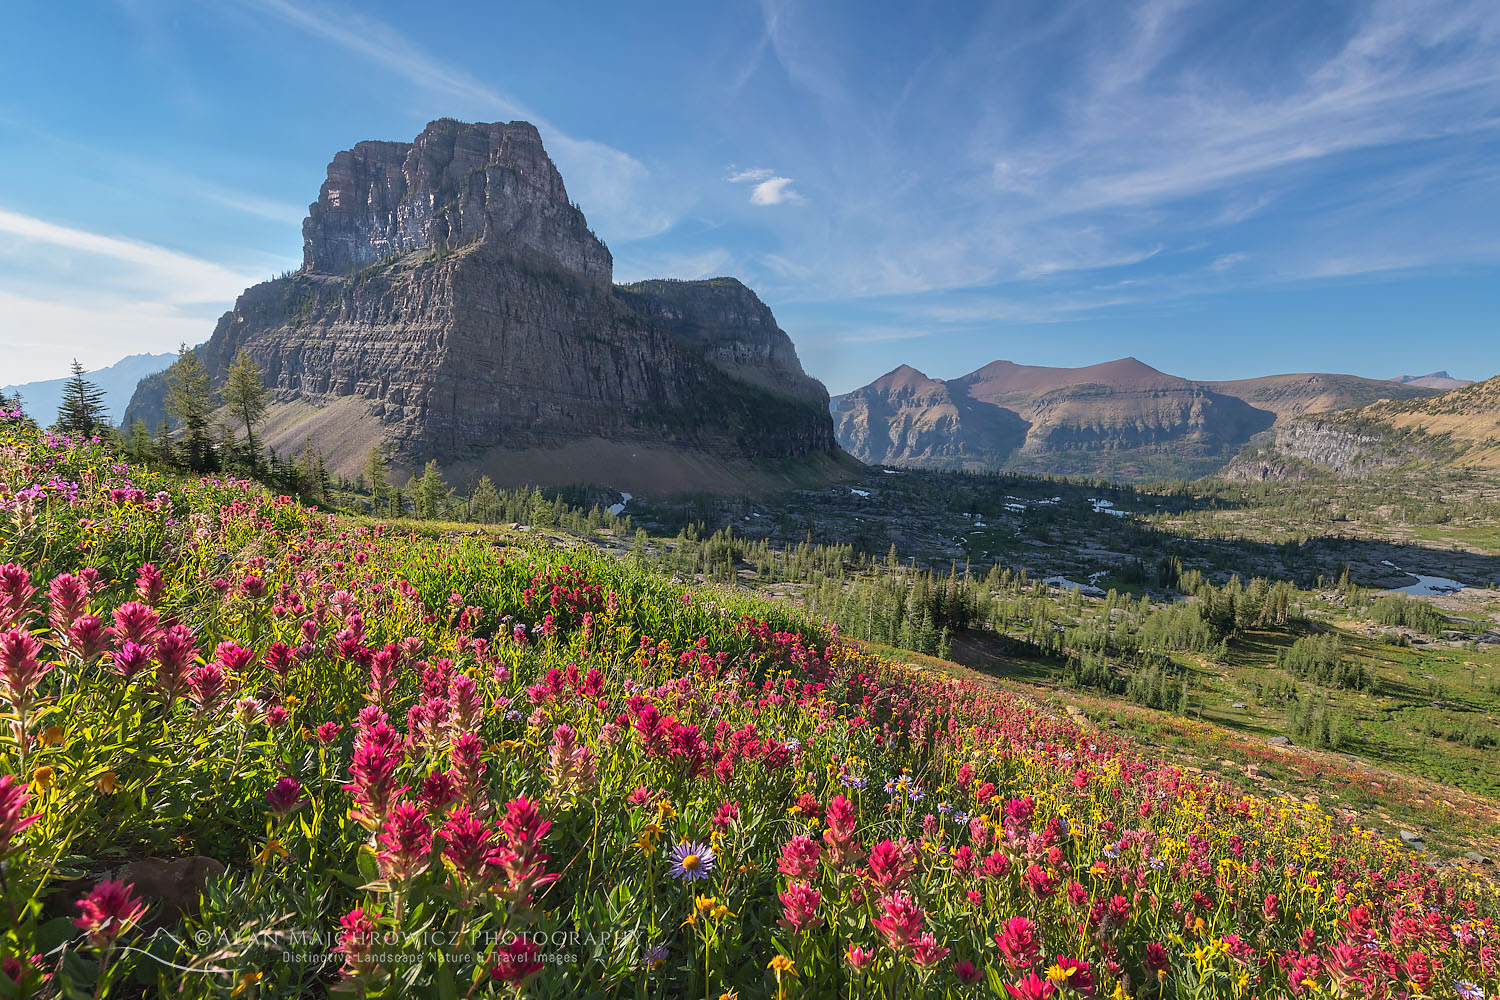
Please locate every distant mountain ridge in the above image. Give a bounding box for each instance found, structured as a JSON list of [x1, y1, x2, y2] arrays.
[[4, 353, 175, 426], [833, 357, 1440, 481], [1226, 373, 1500, 480], [124, 119, 841, 493]]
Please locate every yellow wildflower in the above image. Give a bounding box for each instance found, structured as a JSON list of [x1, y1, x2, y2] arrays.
[[636, 823, 664, 853], [231, 972, 262, 997], [97, 771, 118, 795], [31, 766, 54, 792], [40, 725, 63, 747], [254, 838, 288, 865], [1046, 961, 1078, 983]]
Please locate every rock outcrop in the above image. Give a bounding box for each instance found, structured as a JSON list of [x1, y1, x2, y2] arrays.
[[1223, 374, 1500, 480], [303, 120, 612, 288], [1221, 420, 1419, 480], [612, 278, 827, 405], [125, 120, 840, 491]]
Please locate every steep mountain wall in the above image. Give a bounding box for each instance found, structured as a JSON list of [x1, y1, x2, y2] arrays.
[[125, 119, 838, 489]]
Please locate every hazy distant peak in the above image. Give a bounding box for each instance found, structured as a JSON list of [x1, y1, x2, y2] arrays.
[[1389, 371, 1473, 389]]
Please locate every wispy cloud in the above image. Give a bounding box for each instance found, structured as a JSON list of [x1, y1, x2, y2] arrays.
[[0, 206, 283, 382], [0, 206, 262, 304], [187, 183, 305, 226], [740, 0, 1500, 306], [243, 0, 673, 242], [0, 290, 212, 385], [728, 167, 775, 184]]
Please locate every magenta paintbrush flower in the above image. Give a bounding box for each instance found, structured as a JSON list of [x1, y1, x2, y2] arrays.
[[266, 776, 304, 817], [0, 776, 40, 857], [0, 629, 49, 711], [0, 565, 37, 631], [375, 801, 431, 882], [74, 880, 147, 948]]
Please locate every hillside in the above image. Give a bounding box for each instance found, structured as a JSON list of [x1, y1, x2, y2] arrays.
[[1225, 374, 1500, 480], [2, 411, 1496, 998], [833, 358, 1434, 481], [124, 119, 839, 492]]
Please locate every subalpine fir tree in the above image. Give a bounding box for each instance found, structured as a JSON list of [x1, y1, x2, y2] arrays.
[[124, 419, 154, 462], [364, 446, 388, 512], [223, 349, 269, 465], [56, 359, 107, 438], [164, 345, 217, 471]]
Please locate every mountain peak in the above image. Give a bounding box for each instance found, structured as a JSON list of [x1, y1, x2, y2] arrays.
[[870, 364, 937, 392], [1389, 371, 1474, 389], [302, 119, 611, 286], [127, 119, 837, 492]]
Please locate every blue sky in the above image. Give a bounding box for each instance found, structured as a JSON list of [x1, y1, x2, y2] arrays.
[[2, 0, 1498, 392]]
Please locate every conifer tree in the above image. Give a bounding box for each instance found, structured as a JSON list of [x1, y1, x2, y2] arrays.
[[56, 359, 107, 437], [413, 460, 449, 520], [470, 475, 500, 522], [164, 345, 217, 471], [223, 349, 270, 463], [124, 419, 154, 462], [365, 446, 389, 511]]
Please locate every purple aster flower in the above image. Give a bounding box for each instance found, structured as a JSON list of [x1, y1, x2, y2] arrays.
[[667, 840, 715, 881]]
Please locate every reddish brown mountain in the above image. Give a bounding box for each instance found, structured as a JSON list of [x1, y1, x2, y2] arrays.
[[833, 358, 1438, 480]]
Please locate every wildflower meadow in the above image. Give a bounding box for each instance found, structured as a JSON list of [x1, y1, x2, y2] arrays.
[[0, 408, 1497, 999]]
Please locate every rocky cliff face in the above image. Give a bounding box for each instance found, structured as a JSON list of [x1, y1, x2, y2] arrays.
[[612, 278, 828, 406], [1221, 421, 1413, 481], [303, 119, 612, 288], [831, 366, 1027, 469], [1222, 375, 1500, 480], [126, 120, 838, 490]]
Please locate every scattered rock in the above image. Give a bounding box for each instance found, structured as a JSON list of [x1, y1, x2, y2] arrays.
[[1398, 830, 1427, 851], [1231, 702, 1247, 710], [111, 856, 225, 927], [1245, 764, 1261, 778], [1464, 851, 1492, 866], [1268, 736, 1291, 746]]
